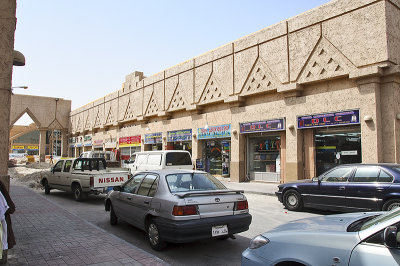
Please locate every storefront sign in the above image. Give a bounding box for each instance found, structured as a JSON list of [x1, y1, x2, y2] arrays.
[[75, 143, 83, 147], [341, 150, 358, 156], [119, 135, 141, 147], [92, 140, 103, 148], [240, 119, 285, 134], [84, 135, 92, 141], [298, 109, 360, 129], [167, 129, 192, 142], [12, 145, 24, 150], [197, 125, 231, 140], [104, 141, 117, 149], [27, 146, 38, 150], [144, 133, 162, 144]]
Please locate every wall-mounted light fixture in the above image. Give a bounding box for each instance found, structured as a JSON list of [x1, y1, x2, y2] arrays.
[[192, 133, 197, 139], [288, 124, 295, 130], [396, 114, 400, 120], [232, 129, 238, 135], [364, 115, 373, 122]]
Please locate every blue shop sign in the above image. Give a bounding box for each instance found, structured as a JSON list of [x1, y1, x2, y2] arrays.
[[240, 119, 285, 134], [167, 129, 192, 142], [298, 109, 360, 129], [144, 132, 162, 144], [197, 124, 231, 140], [75, 143, 83, 147]]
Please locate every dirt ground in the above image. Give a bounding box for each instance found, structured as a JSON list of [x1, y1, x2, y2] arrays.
[[8, 163, 51, 189]]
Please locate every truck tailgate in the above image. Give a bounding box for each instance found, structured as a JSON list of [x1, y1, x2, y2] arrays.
[[93, 172, 129, 188]]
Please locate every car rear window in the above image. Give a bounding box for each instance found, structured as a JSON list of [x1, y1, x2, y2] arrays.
[[166, 173, 226, 193], [165, 152, 192, 166]]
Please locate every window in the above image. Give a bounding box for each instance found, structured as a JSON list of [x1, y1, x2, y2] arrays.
[[135, 154, 147, 165], [63, 160, 72, 172], [165, 152, 192, 166], [137, 174, 158, 196], [321, 167, 353, 182], [147, 154, 162, 166], [123, 174, 145, 193], [379, 170, 393, 183], [53, 161, 64, 173], [166, 173, 226, 193], [352, 167, 379, 182]]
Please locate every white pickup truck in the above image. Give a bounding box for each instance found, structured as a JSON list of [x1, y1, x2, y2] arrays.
[[40, 158, 130, 201]]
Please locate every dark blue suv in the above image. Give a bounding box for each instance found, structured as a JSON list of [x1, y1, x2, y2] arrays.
[[276, 164, 400, 212]]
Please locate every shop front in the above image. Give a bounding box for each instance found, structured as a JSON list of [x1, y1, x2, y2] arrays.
[[83, 135, 92, 152], [69, 137, 75, 157], [119, 135, 141, 165], [27, 145, 39, 156], [298, 109, 361, 176], [11, 145, 25, 154], [104, 139, 117, 151], [93, 140, 103, 151], [75, 142, 83, 157], [197, 124, 231, 176], [144, 132, 162, 151], [166, 129, 192, 154], [240, 119, 285, 182]]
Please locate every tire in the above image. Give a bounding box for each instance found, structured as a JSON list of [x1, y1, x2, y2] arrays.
[[383, 199, 400, 211], [283, 189, 303, 211], [147, 219, 167, 251], [44, 179, 50, 194], [110, 204, 118, 225], [72, 184, 86, 201]]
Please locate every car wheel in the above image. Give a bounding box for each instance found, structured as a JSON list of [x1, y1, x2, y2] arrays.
[[147, 219, 167, 251], [110, 204, 118, 225], [44, 179, 50, 194], [72, 184, 85, 201], [383, 199, 400, 211], [283, 189, 303, 211]]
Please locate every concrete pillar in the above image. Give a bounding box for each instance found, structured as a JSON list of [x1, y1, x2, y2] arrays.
[[61, 130, 68, 157], [0, 0, 16, 190], [303, 129, 316, 179], [285, 112, 304, 182], [191, 128, 199, 167], [39, 129, 47, 162], [230, 130, 245, 182], [356, 77, 383, 163]]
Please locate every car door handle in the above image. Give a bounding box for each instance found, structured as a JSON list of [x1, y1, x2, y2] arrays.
[[339, 187, 345, 191], [144, 200, 150, 204], [127, 197, 132, 200], [376, 188, 384, 192]]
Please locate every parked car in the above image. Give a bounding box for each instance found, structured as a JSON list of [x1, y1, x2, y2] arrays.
[[123, 150, 193, 174], [40, 158, 130, 201], [104, 169, 252, 250], [276, 164, 400, 212], [242, 208, 400, 266]]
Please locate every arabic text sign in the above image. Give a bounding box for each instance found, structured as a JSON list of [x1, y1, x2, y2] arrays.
[[144, 132, 162, 144], [240, 119, 284, 133], [167, 129, 192, 142], [119, 135, 141, 147], [197, 125, 231, 139], [298, 110, 360, 129]]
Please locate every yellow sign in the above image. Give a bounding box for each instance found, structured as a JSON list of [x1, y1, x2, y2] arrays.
[[12, 145, 24, 150], [28, 146, 39, 150]]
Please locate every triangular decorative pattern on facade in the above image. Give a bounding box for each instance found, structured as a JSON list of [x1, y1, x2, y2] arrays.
[[123, 99, 135, 120], [93, 111, 101, 127], [240, 57, 279, 96], [84, 113, 91, 129], [298, 37, 355, 84], [198, 73, 223, 105], [48, 119, 63, 130], [105, 107, 114, 125], [76, 116, 82, 132], [145, 93, 159, 116], [167, 83, 187, 111]]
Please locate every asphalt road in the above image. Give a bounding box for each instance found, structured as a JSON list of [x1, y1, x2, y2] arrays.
[[37, 189, 332, 266]]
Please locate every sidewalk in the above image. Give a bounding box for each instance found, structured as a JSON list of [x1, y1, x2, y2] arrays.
[[7, 184, 168, 266], [217, 178, 279, 196]]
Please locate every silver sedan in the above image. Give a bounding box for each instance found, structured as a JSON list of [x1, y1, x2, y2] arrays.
[[105, 169, 252, 250]]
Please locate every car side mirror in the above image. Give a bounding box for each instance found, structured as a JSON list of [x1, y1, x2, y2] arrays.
[[113, 186, 122, 191], [384, 226, 398, 248], [124, 160, 130, 164]]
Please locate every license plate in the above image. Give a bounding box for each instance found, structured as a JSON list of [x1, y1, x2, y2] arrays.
[[212, 225, 228, 237]]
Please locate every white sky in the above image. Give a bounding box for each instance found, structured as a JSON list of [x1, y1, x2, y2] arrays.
[[12, 0, 331, 117]]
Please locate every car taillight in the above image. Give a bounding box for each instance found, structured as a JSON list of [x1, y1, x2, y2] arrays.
[[90, 176, 94, 187], [235, 200, 248, 211], [172, 205, 198, 216]]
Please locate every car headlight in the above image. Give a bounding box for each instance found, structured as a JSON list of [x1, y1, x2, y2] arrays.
[[249, 235, 270, 249]]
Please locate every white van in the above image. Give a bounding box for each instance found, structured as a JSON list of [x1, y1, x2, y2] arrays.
[[124, 150, 193, 174]]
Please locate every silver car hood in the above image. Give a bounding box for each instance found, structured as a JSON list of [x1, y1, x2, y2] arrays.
[[267, 212, 378, 234]]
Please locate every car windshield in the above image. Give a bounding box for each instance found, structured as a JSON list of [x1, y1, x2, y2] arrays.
[[348, 208, 400, 232], [166, 172, 226, 193]]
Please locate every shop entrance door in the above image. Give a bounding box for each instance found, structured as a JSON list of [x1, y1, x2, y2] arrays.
[[203, 139, 230, 176], [315, 127, 361, 176]]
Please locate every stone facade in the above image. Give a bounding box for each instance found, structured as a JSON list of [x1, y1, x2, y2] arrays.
[[69, 0, 400, 182], [0, 0, 17, 188]]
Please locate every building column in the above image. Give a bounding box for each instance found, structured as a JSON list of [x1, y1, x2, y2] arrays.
[[39, 129, 47, 162], [0, 1, 17, 190], [61, 129, 68, 157], [285, 111, 304, 182]]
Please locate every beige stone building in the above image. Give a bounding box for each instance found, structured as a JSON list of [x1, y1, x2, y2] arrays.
[[69, 0, 400, 183]]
